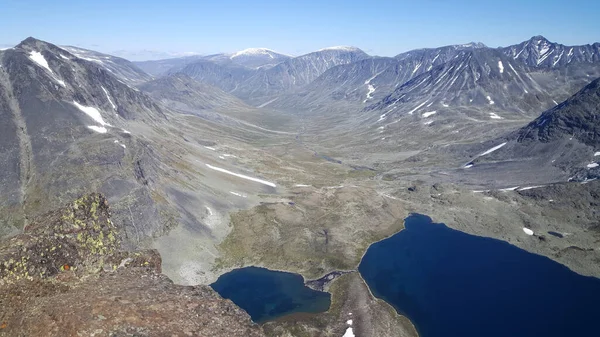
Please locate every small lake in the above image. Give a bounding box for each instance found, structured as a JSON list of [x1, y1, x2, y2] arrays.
[[358, 213, 600, 337], [210, 266, 331, 323]]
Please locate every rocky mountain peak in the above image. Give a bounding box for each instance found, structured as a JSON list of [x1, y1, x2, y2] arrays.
[[529, 35, 551, 44]]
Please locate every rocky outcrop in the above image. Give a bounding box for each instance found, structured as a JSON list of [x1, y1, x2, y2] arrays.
[[0, 194, 265, 337]]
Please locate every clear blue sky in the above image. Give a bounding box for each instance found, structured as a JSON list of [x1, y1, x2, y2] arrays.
[[1, 0, 599, 60]]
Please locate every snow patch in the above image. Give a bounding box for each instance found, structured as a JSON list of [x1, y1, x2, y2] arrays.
[[594, 152, 600, 156], [28, 50, 67, 87], [553, 100, 558, 105], [73, 101, 109, 126], [498, 60, 504, 73], [537, 48, 553, 65], [112, 140, 125, 147], [441, 102, 449, 107], [499, 186, 520, 191], [489, 112, 503, 119], [294, 184, 311, 187], [479, 142, 507, 156], [230, 191, 247, 198], [230, 48, 280, 59], [342, 327, 354, 337], [346, 319, 353, 325], [87, 126, 107, 133], [423, 120, 434, 125], [587, 163, 599, 168], [205, 164, 277, 187], [518, 185, 544, 191], [523, 228, 534, 236], [28, 51, 53, 74], [412, 62, 422, 75], [407, 101, 429, 115], [363, 84, 376, 103], [422, 111, 437, 118], [257, 97, 278, 108], [75, 55, 104, 64], [318, 46, 359, 52], [204, 146, 216, 151], [101, 86, 117, 110], [486, 96, 495, 105]]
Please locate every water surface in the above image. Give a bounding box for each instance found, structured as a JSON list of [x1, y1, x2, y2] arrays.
[[359, 213, 600, 337], [211, 266, 331, 323]]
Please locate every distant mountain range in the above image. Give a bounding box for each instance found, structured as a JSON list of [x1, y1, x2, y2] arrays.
[[130, 36, 599, 120], [1, 35, 599, 237]]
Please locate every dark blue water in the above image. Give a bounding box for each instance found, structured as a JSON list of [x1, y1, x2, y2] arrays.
[[210, 266, 331, 323], [358, 214, 600, 337]]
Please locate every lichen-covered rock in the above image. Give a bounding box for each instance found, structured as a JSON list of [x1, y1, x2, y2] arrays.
[[0, 194, 265, 337], [0, 193, 120, 283]]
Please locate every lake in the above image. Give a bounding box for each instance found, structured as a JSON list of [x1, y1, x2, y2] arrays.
[[210, 266, 331, 323], [358, 213, 600, 337]]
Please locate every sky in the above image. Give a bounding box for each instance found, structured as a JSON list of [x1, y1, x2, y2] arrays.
[[1, 0, 599, 60]]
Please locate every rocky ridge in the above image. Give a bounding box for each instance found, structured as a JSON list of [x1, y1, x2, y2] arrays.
[[0, 194, 265, 337]]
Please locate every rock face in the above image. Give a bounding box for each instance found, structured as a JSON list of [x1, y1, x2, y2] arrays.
[[516, 76, 600, 147], [0, 194, 265, 337], [453, 76, 600, 187], [0, 36, 170, 246], [502, 35, 600, 68]]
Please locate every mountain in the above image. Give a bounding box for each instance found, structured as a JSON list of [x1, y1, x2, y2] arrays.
[[269, 43, 490, 110], [228, 48, 291, 68], [134, 48, 291, 76], [60, 45, 154, 85], [460, 77, 600, 185], [502, 35, 600, 68], [366, 36, 600, 123], [230, 46, 370, 102], [516, 76, 600, 147], [0, 37, 167, 240], [139, 72, 252, 112], [174, 60, 255, 92], [367, 49, 545, 119], [169, 46, 369, 102], [133, 55, 206, 76]]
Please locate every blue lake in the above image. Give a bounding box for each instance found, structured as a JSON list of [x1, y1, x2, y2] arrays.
[[358, 213, 600, 337], [210, 266, 331, 323]]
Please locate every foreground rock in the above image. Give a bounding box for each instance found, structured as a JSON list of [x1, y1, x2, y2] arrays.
[[0, 194, 264, 337]]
